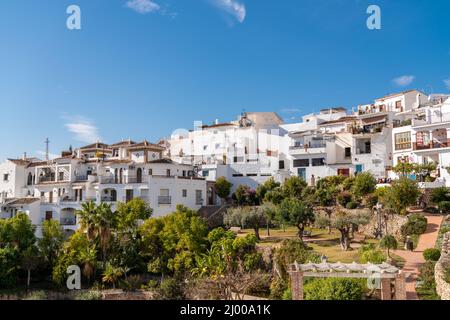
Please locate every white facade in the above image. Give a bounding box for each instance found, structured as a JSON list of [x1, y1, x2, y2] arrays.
[[0, 140, 207, 236]]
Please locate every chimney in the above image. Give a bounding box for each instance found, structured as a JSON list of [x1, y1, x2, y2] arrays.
[[23, 152, 27, 160]]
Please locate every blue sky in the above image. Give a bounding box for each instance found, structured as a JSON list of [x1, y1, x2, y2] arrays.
[[0, 0, 449, 160]]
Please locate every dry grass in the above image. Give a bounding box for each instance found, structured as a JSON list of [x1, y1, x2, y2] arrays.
[[240, 227, 382, 263]]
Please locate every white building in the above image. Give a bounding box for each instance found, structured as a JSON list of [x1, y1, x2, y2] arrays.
[[165, 112, 290, 191], [0, 140, 207, 237], [391, 92, 450, 187]]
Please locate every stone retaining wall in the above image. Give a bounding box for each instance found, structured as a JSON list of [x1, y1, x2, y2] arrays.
[[435, 231, 450, 300]]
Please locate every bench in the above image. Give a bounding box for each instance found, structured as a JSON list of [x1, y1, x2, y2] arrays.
[[229, 227, 242, 234]]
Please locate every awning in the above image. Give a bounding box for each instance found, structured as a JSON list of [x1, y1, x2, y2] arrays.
[[361, 115, 387, 125]]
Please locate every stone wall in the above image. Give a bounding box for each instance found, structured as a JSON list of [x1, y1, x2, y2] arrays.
[[435, 232, 450, 300], [358, 213, 408, 240]]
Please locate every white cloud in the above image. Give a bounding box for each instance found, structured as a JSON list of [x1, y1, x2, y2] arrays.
[[212, 0, 246, 23], [64, 116, 101, 144], [392, 75, 415, 87], [126, 0, 160, 14], [444, 78, 450, 90]]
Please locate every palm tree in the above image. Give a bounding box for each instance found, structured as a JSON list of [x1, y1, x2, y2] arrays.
[[95, 202, 115, 262], [79, 245, 97, 284], [77, 201, 98, 241]]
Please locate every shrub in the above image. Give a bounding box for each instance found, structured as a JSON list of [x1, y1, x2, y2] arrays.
[[342, 177, 355, 191], [363, 193, 378, 208], [154, 277, 185, 300], [430, 187, 450, 204], [269, 277, 288, 300], [346, 202, 358, 209], [401, 214, 427, 237], [359, 244, 386, 264], [337, 191, 352, 207], [438, 201, 450, 213], [304, 278, 365, 300], [75, 290, 102, 300], [423, 248, 441, 262], [120, 274, 145, 291]]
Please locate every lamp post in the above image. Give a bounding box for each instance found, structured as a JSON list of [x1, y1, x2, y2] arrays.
[[374, 202, 383, 239]]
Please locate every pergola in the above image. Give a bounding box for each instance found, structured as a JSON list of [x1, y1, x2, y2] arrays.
[[288, 261, 407, 300]]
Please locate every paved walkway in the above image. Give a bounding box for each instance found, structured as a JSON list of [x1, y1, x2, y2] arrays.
[[393, 214, 443, 300]]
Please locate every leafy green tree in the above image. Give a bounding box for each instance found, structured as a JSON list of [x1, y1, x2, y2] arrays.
[[261, 202, 277, 236], [215, 177, 233, 204], [256, 177, 280, 202], [281, 176, 307, 199], [140, 205, 209, 277], [264, 187, 284, 205], [116, 198, 152, 232], [352, 172, 377, 199], [330, 210, 371, 251], [278, 198, 315, 240], [0, 247, 18, 288], [380, 235, 398, 258], [21, 246, 40, 287], [233, 185, 258, 205], [224, 206, 265, 240], [38, 219, 64, 268], [381, 177, 420, 215]]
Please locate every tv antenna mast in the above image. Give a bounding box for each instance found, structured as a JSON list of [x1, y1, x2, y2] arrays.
[[44, 138, 50, 161]]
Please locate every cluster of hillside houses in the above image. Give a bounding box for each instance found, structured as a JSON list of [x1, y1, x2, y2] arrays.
[[1, 89, 449, 236]]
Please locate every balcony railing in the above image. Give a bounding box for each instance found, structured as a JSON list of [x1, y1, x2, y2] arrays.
[[290, 143, 326, 150], [413, 112, 450, 127], [393, 119, 412, 128], [39, 176, 55, 183], [99, 176, 147, 184], [101, 196, 117, 202], [75, 175, 88, 182], [60, 217, 77, 226], [158, 196, 171, 205], [413, 141, 449, 151]]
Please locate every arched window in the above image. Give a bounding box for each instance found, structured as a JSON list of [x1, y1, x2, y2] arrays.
[[119, 168, 123, 184], [114, 168, 118, 184]]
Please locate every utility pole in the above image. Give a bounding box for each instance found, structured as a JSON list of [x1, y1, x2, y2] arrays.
[[45, 138, 50, 161]]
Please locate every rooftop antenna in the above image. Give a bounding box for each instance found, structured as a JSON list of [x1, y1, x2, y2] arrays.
[[44, 138, 50, 161]]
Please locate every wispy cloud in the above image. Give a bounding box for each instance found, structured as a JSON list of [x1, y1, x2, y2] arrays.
[[392, 75, 415, 87], [126, 0, 161, 14], [63, 116, 101, 144], [211, 0, 246, 23], [444, 78, 450, 90], [281, 108, 301, 114]]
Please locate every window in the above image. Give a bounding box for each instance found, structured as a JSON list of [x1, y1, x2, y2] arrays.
[[148, 169, 153, 176], [166, 169, 171, 177], [202, 170, 210, 177], [293, 159, 309, 168], [279, 160, 285, 170], [196, 190, 203, 205], [182, 189, 187, 197], [312, 158, 325, 167], [345, 147, 351, 158], [246, 173, 257, 177], [395, 100, 403, 109], [232, 174, 244, 177], [3, 174, 9, 181], [203, 145, 208, 151], [233, 156, 238, 163], [59, 172, 64, 181], [395, 132, 411, 150]]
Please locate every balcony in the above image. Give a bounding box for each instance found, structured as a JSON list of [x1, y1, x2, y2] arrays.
[[289, 143, 326, 155], [60, 217, 77, 226], [38, 176, 55, 184], [412, 112, 450, 128], [413, 141, 449, 151], [158, 196, 171, 205], [393, 119, 412, 128], [74, 175, 88, 182], [101, 196, 117, 203]]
